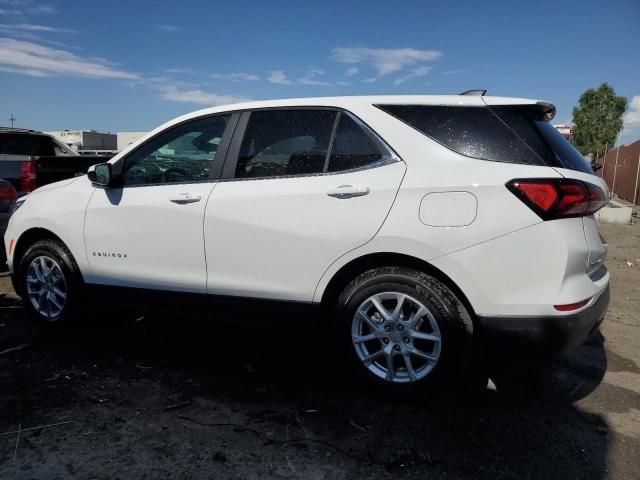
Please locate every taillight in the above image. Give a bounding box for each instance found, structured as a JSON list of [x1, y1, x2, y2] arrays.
[[0, 182, 17, 212], [20, 160, 37, 193], [506, 178, 607, 220]]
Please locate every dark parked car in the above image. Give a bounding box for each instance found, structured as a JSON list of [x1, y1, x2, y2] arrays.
[[0, 128, 111, 268]]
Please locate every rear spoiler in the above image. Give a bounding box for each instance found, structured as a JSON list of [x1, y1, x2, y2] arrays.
[[460, 89, 486, 96]]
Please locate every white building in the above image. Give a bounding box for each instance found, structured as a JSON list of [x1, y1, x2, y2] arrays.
[[553, 124, 574, 141], [117, 132, 148, 151], [46, 130, 117, 152]]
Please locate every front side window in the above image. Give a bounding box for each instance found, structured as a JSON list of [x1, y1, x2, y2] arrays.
[[122, 115, 230, 186]]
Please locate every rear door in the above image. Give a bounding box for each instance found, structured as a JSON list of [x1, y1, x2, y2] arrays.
[[204, 108, 406, 301]]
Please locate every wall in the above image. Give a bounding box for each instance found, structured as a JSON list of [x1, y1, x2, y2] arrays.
[[598, 139, 640, 205], [117, 132, 147, 151]]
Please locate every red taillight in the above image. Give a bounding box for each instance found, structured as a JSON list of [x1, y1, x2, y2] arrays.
[[20, 160, 37, 193], [0, 183, 17, 212], [506, 178, 607, 220]]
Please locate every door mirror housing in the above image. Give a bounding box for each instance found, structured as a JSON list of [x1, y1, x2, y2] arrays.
[[88, 163, 113, 187]]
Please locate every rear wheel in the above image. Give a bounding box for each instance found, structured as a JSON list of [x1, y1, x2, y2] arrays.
[[336, 267, 475, 394], [16, 239, 84, 325]]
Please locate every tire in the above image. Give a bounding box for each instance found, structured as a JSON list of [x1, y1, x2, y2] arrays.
[[16, 239, 84, 325], [336, 266, 475, 394]]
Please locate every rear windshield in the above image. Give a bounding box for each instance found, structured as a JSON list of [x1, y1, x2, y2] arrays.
[[376, 104, 593, 174], [0, 133, 54, 156]]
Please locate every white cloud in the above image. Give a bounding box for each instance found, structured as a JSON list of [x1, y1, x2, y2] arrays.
[[165, 67, 196, 75], [346, 66, 358, 76], [620, 95, 640, 144], [158, 86, 252, 106], [297, 68, 331, 86], [267, 70, 292, 85], [210, 72, 260, 82], [332, 47, 442, 77], [0, 1, 56, 15], [394, 65, 431, 85], [442, 69, 465, 75], [155, 24, 180, 33], [336, 80, 349, 86], [26, 4, 55, 14], [0, 22, 73, 33], [362, 77, 376, 83], [0, 37, 139, 78]]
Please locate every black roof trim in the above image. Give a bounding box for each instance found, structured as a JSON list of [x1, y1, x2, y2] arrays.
[[460, 89, 487, 96]]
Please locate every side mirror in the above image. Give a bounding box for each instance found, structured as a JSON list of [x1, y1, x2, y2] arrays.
[[87, 163, 112, 187]]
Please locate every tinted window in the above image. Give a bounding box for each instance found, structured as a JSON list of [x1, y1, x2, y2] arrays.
[[489, 105, 592, 174], [533, 121, 592, 173], [236, 110, 336, 178], [0, 134, 53, 156], [327, 114, 387, 172], [378, 104, 593, 174], [377, 105, 543, 166], [123, 115, 230, 186]]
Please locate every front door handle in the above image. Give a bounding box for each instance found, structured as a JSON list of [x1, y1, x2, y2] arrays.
[[169, 193, 201, 204], [326, 185, 370, 199]]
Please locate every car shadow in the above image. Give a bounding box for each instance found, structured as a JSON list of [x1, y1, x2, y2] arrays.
[[0, 305, 611, 479]]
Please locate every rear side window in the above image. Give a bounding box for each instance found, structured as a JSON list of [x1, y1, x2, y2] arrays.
[[489, 105, 592, 174], [377, 104, 592, 174], [235, 109, 392, 179], [0, 134, 53, 156], [327, 114, 386, 172], [236, 110, 336, 178]]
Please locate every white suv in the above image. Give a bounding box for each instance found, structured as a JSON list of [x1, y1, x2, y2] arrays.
[[4, 94, 610, 391]]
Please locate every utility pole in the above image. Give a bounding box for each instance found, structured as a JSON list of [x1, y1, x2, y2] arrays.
[[9, 114, 16, 128]]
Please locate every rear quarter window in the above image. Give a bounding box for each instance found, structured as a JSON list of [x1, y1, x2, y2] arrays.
[[377, 104, 593, 174]]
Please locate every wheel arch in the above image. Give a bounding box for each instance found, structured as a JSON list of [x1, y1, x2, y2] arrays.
[[319, 252, 477, 320], [13, 227, 68, 271]]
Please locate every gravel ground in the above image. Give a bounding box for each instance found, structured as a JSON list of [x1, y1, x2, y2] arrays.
[[0, 221, 638, 479]]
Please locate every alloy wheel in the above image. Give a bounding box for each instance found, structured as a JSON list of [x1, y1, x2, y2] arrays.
[[351, 291, 442, 383], [25, 255, 68, 321]]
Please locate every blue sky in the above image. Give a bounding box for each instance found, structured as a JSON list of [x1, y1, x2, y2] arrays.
[[1, 0, 639, 143]]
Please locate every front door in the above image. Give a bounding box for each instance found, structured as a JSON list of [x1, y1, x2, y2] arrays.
[[84, 114, 232, 293]]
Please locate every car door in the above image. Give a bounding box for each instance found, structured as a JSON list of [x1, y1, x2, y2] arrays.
[[84, 113, 235, 293], [204, 108, 406, 301]]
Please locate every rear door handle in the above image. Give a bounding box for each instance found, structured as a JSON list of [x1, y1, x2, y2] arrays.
[[169, 193, 201, 204], [326, 185, 370, 199]]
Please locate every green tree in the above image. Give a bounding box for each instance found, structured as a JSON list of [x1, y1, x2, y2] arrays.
[[572, 83, 626, 156]]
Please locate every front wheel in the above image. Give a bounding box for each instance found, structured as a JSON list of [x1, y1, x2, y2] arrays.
[[16, 239, 84, 325], [336, 267, 475, 394]]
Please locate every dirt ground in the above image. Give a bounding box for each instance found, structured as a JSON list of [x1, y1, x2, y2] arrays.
[[0, 221, 639, 480]]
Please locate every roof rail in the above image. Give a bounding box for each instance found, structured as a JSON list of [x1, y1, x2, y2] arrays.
[[0, 127, 43, 134], [460, 89, 486, 96]]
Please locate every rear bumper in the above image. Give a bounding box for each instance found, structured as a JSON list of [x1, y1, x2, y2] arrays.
[[478, 285, 609, 358]]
